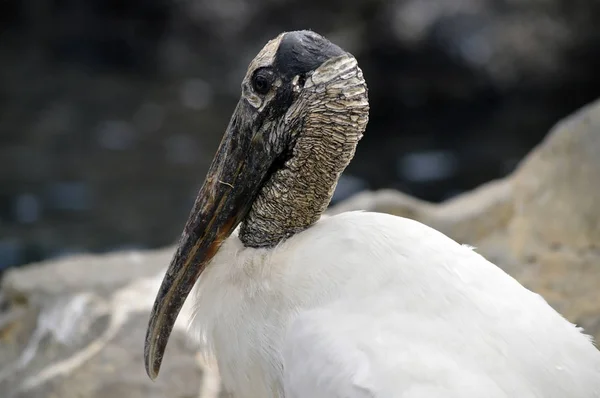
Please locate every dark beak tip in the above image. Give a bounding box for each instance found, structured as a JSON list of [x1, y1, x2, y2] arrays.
[[148, 371, 158, 382], [145, 356, 160, 381], [144, 334, 160, 380]]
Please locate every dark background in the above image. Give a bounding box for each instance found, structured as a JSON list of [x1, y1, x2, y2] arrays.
[[1, 0, 599, 271]]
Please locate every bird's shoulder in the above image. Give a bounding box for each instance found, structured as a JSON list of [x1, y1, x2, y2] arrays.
[[276, 210, 512, 294]]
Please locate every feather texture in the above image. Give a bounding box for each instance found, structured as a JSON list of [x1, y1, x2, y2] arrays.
[[190, 211, 600, 398]]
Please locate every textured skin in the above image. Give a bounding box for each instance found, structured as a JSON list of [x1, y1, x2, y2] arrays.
[[190, 212, 600, 398], [241, 54, 369, 247]]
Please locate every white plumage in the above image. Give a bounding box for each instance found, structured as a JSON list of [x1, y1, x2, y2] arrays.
[[191, 211, 600, 398]]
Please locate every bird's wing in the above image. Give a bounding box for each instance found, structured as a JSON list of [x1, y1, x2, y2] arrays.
[[281, 297, 511, 398], [274, 212, 600, 398], [277, 212, 600, 398]]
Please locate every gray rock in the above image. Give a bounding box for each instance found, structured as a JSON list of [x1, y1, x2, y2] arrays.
[[0, 248, 222, 398]]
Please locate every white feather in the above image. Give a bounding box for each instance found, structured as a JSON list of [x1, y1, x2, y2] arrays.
[[190, 211, 600, 398]]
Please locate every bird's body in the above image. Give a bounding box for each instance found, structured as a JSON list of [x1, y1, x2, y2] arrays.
[[144, 30, 600, 398], [192, 211, 600, 398]]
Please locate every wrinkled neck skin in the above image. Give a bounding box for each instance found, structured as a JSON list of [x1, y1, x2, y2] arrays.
[[239, 57, 369, 248]]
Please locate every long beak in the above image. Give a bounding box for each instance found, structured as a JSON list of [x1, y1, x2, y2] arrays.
[[144, 100, 275, 380]]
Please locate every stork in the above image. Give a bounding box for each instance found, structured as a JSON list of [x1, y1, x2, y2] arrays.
[[144, 30, 600, 398]]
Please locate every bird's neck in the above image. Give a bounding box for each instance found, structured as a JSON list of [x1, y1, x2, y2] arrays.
[[239, 61, 369, 248], [239, 129, 353, 247]]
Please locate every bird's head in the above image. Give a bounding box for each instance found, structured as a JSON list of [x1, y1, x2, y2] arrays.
[[144, 30, 369, 380]]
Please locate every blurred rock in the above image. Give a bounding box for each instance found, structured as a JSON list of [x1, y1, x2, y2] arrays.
[[0, 248, 218, 398], [1, 97, 599, 397]]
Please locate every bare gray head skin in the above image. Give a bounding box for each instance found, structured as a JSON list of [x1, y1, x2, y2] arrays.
[[144, 30, 369, 380]]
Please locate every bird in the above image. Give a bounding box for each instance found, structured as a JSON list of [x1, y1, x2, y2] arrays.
[[144, 30, 600, 398]]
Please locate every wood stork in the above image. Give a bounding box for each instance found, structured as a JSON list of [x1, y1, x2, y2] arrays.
[[144, 30, 600, 398]]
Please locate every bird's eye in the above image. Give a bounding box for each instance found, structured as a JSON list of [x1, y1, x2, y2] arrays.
[[252, 69, 274, 95], [297, 74, 306, 87]]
